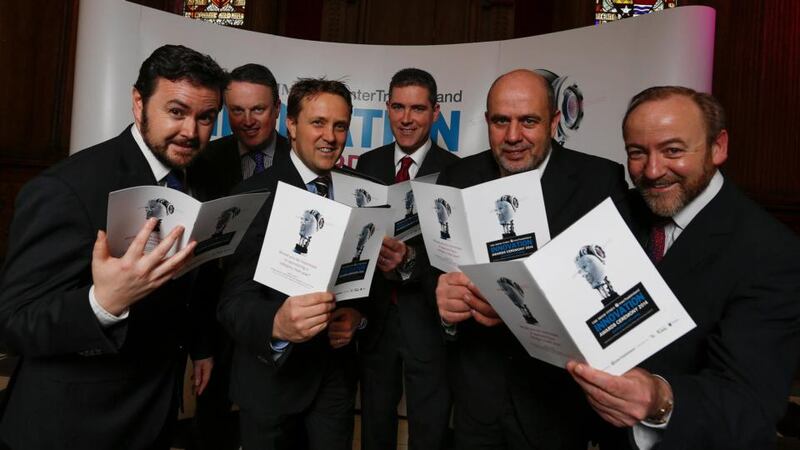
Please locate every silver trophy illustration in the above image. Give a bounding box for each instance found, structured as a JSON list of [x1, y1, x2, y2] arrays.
[[494, 194, 519, 238], [404, 190, 416, 217], [354, 188, 372, 207], [434, 198, 452, 239], [145, 198, 174, 232], [353, 222, 375, 261], [294, 209, 324, 254], [575, 244, 618, 305], [497, 277, 537, 325], [213, 206, 241, 237]]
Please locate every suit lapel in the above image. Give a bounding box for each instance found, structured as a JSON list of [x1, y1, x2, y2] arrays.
[[657, 181, 736, 279], [540, 143, 579, 232], [417, 142, 446, 177], [118, 126, 159, 188]]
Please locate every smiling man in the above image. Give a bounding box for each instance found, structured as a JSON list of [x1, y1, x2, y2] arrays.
[[434, 69, 627, 450], [568, 86, 800, 450], [219, 78, 365, 450], [0, 44, 227, 449], [198, 64, 290, 196], [354, 68, 459, 450]]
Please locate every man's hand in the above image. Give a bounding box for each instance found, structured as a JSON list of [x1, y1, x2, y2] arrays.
[[378, 236, 407, 273], [328, 307, 362, 349], [272, 292, 335, 343], [566, 361, 673, 427], [93, 218, 196, 316], [436, 272, 501, 326], [192, 357, 214, 396]]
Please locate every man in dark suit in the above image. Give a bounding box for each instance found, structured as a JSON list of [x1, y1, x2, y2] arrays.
[[567, 86, 800, 449], [191, 63, 290, 450], [219, 78, 365, 450], [197, 63, 290, 194], [355, 68, 459, 450], [435, 69, 628, 450], [0, 44, 227, 449]]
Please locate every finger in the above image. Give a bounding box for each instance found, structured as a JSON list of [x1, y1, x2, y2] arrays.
[[306, 320, 329, 337], [585, 395, 631, 427], [125, 218, 159, 259], [382, 236, 403, 251], [471, 309, 503, 327], [294, 292, 336, 307], [92, 230, 110, 263], [440, 296, 471, 313], [464, 293, 498, 318], [142, 225, 186, 269], [572, 363, 630, 401], [440, 310, 472, 324], [443, 271, 472, 287]]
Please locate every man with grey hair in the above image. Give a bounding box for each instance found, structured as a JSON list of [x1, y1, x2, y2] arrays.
[[435, 69, 627, 449]]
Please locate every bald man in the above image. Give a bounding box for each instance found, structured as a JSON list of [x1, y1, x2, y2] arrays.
[[435, 70, 627, 449]]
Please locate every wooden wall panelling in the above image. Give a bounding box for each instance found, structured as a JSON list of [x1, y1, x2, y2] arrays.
[[0, 0, 80, 265], [321, 0, 366, 43]]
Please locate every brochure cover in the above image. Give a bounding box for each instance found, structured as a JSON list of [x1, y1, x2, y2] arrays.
[[460, 198, 696, 375], [331, 170, 438, 241], [412, 170, 550, 273], [107, 186, 269, 276], [254, 181, 392, 301]]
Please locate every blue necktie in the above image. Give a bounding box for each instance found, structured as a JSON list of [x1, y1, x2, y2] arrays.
[[250, 151, 266, 174], [163, 170, 185, 192]]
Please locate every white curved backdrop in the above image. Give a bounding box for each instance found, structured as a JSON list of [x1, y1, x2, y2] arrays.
[[71, 0, 715, 169]]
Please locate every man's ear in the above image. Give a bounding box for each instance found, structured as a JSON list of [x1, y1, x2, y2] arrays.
[[711, 129, 729, 166], [132, 88, 144, 127], [286, 116, 296, 141]]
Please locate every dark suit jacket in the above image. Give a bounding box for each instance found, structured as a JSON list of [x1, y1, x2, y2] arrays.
[[218, 154, 359, 417], [437, 143, 628, 449], [354, 142, 460, 358], [194, 132, 290, 197], [598, 180, 800, 449], [0, 126, 215, 449]]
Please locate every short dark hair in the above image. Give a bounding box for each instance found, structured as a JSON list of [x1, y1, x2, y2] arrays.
[[286, 78, 353, 120], [623, 86, 726, 146], [389, 68, 438, 107], [229, 63, 280, 106], [133, 44, 227, 108]]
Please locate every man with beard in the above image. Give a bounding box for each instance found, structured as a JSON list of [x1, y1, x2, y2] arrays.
[[219, 78, 364, 450], [567, 86, 800, 449], [0, 44, 227, 449], [435, 69, 627, 449], [355, 68, 459, 450]]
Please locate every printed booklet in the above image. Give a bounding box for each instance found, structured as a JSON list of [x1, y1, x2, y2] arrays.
[[254, 181, 392, 301], [107, 185, 269, 276], [411, 170, 550, 273], [330, 170, 438, 241], [459, 198, 695, 375]]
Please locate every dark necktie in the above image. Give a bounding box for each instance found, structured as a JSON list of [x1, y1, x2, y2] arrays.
[[395, 156, 413, 182], [649, 218, 670, 263], [163, 170, 185, 192], [250, 151, 266, 174], [312, 175, 331, 198]]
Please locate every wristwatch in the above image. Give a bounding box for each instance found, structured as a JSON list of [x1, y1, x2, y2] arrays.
[[644, 374, 674, 425]]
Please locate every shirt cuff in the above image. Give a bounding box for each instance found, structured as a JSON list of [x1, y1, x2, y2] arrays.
[[442, 319, 457, 336], [89, 285, 129, 327]]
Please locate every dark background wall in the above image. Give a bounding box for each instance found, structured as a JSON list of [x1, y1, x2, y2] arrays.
[[1, 0, 798, 264]]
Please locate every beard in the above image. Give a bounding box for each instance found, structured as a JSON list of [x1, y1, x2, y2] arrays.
[[634, 155, 716, 218], [141, 108, 200, 170], [497, 140, 551, 176]]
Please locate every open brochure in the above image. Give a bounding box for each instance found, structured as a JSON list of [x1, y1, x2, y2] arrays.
[[459, 198, 696, 376], [330, 170, 438, 241], [411, 170, 551, 273], [107, 185, 270, 277], [254, 181, 392, 301]]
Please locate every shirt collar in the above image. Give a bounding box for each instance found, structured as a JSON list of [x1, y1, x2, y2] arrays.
[[237, 131, 277, 157], [394, 139, 432, 168], [290, 148, 324, 185], [131, 124, 172, 183], [671, 170, 724, 231]]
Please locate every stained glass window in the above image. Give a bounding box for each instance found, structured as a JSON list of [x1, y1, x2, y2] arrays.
[[184, 0, 246, 27], [595, 0, 678, 25]]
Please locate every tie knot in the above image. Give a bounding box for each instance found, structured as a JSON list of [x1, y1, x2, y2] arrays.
[[395, 156, 414, 182], [163, 170, 185, 192], [313, 175, 331, 198]]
